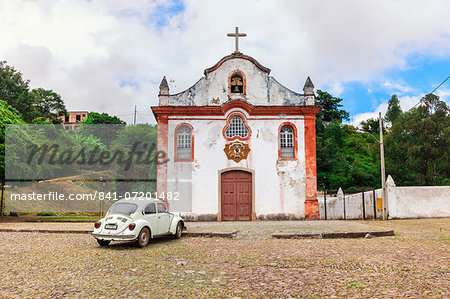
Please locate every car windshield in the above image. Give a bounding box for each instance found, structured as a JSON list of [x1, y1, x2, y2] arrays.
[[108, 203, 138, 215]]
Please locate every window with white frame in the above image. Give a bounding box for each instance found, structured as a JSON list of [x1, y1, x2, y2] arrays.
[[280, 125, 294, 158], [177, 125, 192, 160], [225, 116, 249, 138]]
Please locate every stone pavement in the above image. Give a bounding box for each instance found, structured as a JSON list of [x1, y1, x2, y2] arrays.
[[0, 218, 393, 239]]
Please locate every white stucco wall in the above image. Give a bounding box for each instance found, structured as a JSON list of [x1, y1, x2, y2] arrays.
[[387, 185, 450, 219], [318, 176, 450, 219], [165, 109, 307, 218]]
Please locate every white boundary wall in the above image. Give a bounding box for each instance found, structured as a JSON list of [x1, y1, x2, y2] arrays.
[[319, 176, 450, 219], [386, 176, 450, 219], [318, 189, 382, 220]]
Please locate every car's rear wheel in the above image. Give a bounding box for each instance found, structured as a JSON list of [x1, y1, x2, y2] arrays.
[[174, 222, 183, 239], [137, 227, 150, 247], [97, 239, 111, 246]]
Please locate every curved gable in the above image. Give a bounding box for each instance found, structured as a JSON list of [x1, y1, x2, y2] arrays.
[[204, 53, 271, 75], [163, 53, 309, 107], [168, 77, 207, 106]]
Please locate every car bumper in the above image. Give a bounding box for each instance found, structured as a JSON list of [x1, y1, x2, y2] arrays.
[[92, 233, 137, 241]]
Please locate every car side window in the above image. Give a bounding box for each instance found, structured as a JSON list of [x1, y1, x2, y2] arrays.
[[144, 203, 156, 215], [157, 203, 168, 213]]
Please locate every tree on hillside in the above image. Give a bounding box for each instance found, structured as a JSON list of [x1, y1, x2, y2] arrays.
[[385, 93, 449, 185], [360, 118, 379, 134], [0, 100, 25, 182], [81, 112, 126, 125], [315, 90, 350, 124], [79, 112, 126, 147], [112, 124, 158, 195], [0, 61, 68, 123], [315, 90, 379, 190], [317, 121, 379, 190], [385, 94, 402, 124], [30, 88, 67, 124], [0, 61, 35, 122]]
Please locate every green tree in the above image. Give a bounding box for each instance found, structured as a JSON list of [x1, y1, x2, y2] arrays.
[[360, 118, 379, 134], [0, 61, 68, 123], [385, 94, 402, 124], [112, 124, 158, 195], [317, 122, 379, 190], [315, 90, 379, 190], [0, 100, 26, 182], [0, 61, 35, 122], [30, 88, 67, 124], [385, 93, 449, 185], [79, 112, 126, 146], [81, 112, 125, 125], [315, 90, 350, 124]]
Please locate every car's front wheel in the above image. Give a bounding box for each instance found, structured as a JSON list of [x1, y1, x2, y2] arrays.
[[174, 221, 183, 239], [97, 239, 111, 246], [137, 227, 150, 247]]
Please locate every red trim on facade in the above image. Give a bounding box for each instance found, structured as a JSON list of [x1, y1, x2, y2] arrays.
[[174, 123, 194, 162], [222, 112, 252, 142], [228, 70, 247, 96], [304, 115, 319, 220], [156, 121, 168, 198], [277, 122, 298, 161], [204, 53, 271, 75], [151, 101, 321, 122], [169, 117, 306, 121], [221, 100, 252, 115]]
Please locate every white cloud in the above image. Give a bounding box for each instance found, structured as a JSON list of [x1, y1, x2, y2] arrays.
[[398, 95, 421, 111], [328, 82, 344, 97], [0, 0, 449, 123], [436, 88, 450, 103], [383, 82, 412, 94], [352, 95, 421, 126], [352, 102, 388, 128]]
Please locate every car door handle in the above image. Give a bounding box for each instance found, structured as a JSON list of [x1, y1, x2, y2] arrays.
[[158, 216, 161, 219]]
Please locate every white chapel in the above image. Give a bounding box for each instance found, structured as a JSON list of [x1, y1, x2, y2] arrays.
[[151, 28, 320, 220]]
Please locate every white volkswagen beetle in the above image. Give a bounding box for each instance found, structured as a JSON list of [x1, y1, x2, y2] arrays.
[[92, 198, 185, 247]]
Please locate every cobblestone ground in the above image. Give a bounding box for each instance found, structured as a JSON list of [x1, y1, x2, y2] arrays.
[[0, 218, 448, 298], [186, 220, 389, 238], [0, 220, 390, 237]]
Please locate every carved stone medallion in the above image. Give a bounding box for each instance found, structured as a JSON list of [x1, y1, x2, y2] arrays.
[[223, 142, 250, 163]]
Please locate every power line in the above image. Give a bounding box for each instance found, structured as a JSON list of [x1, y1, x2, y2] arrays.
[[411, 76, 450, 109], [430, 76, 450, 94]]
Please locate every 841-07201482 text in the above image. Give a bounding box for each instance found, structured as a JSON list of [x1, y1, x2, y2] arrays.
[[9, 191, 180, 201]]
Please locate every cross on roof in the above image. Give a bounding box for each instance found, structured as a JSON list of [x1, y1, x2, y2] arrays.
[[227, 27, 246, 53]]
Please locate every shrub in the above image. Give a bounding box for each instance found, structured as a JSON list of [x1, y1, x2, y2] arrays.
[[37, 211, 58, 216]]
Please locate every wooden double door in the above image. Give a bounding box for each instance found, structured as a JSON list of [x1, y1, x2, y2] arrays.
[[221, 170, 252, 221]]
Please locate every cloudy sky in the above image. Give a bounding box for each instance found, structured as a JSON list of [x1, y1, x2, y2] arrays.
[[1, 0, 449, 125]]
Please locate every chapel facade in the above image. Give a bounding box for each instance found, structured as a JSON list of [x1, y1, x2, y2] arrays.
[[151, 31, 320, 220]]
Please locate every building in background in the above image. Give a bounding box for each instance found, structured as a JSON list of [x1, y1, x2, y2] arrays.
[[59, 111, 89, 130]]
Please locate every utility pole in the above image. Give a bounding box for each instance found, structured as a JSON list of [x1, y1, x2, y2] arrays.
[[379, 112, 387, 220], [133, 105, 137, 125], [99, 176, 104, 217]]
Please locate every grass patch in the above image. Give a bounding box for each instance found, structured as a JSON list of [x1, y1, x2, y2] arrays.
[[37, 211, 58, 216], [439, 235, 449, 241], [27, 217, 100, 222]]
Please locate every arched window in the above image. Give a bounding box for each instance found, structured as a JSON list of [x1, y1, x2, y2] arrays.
[[225, 116, 249, 138], [176, 125, 192, 161], [230, 72, 244, 93], [280, 125, 294, 159]]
